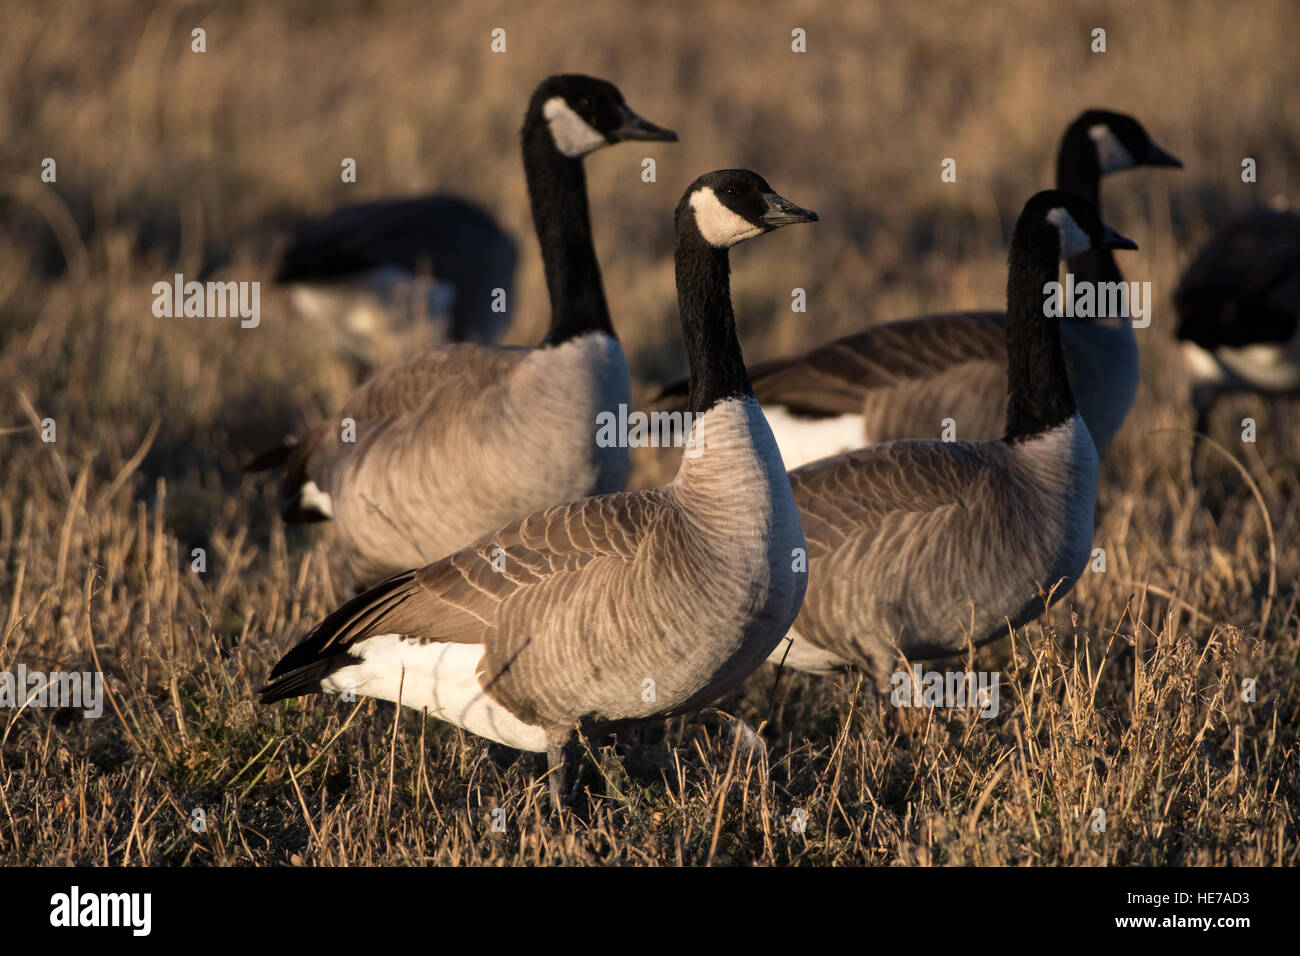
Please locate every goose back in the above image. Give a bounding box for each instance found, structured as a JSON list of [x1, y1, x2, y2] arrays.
[[292, 333, 629, 583]]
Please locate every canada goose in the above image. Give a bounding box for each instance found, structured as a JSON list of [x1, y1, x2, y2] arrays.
[[653, 110, 1179, 466], [260, 170, 818, 809], [275, 194, 519, 373], [248, 75, 677, 585], [1174, 208, 1300, 462], [772, 190, 1136, 678]]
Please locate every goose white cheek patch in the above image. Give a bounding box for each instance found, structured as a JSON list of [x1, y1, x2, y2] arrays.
[[543, 97, 607, 158], [691, 187, 763, 248], [1089, 124, 1136, 174], [1047, 207, 1093, 260]]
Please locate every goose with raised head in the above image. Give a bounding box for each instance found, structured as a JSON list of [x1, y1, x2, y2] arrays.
[[654, 110, 1178, 465], [248, 75, 676, 586], [260, 170, 818, 809], [275, 194, 519, 373], [1174, 207, 1300, 465], [772, 190, 1136, 679]]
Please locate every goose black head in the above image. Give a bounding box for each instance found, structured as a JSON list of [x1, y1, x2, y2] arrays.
[[1068, 109, 1182, 175], [529, 74, 677, 159], [1020, 189, 1139, 261], [678, 169, 819, 249]]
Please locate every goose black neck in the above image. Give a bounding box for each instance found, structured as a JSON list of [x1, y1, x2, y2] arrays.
[[521, 121, 615, 346], [1056, 125, 1122, 286], [1003, 233, 1076, 443], [675, 228, 752, 415]]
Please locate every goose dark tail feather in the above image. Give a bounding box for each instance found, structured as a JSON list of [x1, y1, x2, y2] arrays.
[[259, 571, 417, 704], [259, 658, 350, 704], [244, 441, 296, 473], [245, 435, 331, 523]]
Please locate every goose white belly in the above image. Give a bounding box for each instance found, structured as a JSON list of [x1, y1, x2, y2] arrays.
[[290, 268, 458, 367], [1182, 333, 1300, 393], [297, 480, 334, 519], [321, 635, 549, 752], [766, 627, 847, 674], [291, 267, 458, 323], [762, 406, 865, 470]]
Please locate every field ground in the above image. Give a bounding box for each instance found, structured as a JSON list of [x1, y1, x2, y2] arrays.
[[0, 0, 1296, 865]]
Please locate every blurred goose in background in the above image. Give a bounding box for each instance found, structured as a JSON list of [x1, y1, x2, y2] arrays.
[[261, 170, 818, 809], [654, 109, 1179, 465], [248, 74, 677, 586], [773, 190, 1136, 678], [276, 194, 518, 373], [1174, 207, 1300, 466]]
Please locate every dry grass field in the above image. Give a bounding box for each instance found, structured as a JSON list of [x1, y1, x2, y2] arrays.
[[1, 0, 1297, 866]]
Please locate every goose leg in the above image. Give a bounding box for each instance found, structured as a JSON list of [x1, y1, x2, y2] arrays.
[[729, 713, 768, 757], [545, 729, 583, 815], [1190, 384, 1219, 482], [545, 740, 567, 814]]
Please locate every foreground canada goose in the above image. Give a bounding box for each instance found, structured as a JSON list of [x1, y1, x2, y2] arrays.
[[1174, 208, 1300, 464], [261, 170, 818, 809], [275, 194, 518, 372], [654, 110, 1178, 466], [249, 75, 676, 585], [773, 190, 1136, 678]]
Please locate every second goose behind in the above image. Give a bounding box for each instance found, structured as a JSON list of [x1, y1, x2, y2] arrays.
[[249, 75, 676, 586]]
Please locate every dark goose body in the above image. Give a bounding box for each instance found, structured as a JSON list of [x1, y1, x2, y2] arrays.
[[276, 193, 518, 364], [1175, 208, 1300, 444]]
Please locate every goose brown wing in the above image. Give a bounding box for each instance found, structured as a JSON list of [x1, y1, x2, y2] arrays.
[[261, 489, 674, 719], [655, 311, 1006, 418]]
